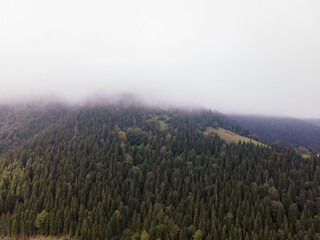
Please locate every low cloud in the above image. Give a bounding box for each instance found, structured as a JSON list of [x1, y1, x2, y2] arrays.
[[0, 0, 319, 118]]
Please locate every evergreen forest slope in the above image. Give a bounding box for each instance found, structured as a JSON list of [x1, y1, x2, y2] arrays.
[[0, 104, 320, 239], [230, 115, 320, 151], [306, 119, 320, 128]]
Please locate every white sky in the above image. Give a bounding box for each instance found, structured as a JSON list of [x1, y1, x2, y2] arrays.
[[1, 0, 320, 117]]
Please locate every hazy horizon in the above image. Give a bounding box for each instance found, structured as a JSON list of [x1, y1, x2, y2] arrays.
[[0, 93, 318, 121], [1, 0, 320, 118]]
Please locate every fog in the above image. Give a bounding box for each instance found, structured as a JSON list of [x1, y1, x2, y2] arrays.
[[1, 0, 320, 118]]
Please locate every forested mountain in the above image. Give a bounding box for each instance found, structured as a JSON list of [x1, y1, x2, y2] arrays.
[[306, 119, 320, 128], [0, 104, 69, 154], [230, 115, 320, 151], [0, 104, 320, 239]]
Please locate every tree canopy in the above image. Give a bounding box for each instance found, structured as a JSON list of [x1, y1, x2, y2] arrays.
[[0, 104, 319, 239]]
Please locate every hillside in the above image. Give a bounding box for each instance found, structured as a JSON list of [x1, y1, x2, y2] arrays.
[[306, 118, 320, 127], [0, 104, 68, 154], [204, 127, 267, 147], [0, 104, 319, 239], [230, 115, 320, 151]]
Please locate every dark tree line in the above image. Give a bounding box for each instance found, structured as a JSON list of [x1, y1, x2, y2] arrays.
[[231, 115, 320, 151], [0, 104, 319, 239]]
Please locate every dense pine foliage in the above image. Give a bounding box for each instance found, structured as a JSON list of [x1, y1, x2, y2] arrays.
[[231, 115, 320, 151], [0, 104, 320, 239]]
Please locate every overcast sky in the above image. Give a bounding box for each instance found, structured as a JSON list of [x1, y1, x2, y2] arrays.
[[1, 0, 320, 117]]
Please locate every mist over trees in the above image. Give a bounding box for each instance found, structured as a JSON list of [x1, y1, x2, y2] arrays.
[[0, 104, 319, 239], [230, 115, 320, 151]]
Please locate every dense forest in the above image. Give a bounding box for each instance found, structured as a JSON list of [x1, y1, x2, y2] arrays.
[[0, 104, 320, 239], [230, 115, 320, 151]]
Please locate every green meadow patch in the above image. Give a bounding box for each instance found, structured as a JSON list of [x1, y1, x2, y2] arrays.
[[301, 154, 311, 159], [204, 127, 268, 147], [152, 114, 170, 131]]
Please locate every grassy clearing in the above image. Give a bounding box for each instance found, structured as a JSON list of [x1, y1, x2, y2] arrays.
[[158, 120, 168, 131], [204, 127, 268, 147], [152, 114, 170, 131], [301, 154, 311, 159]]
